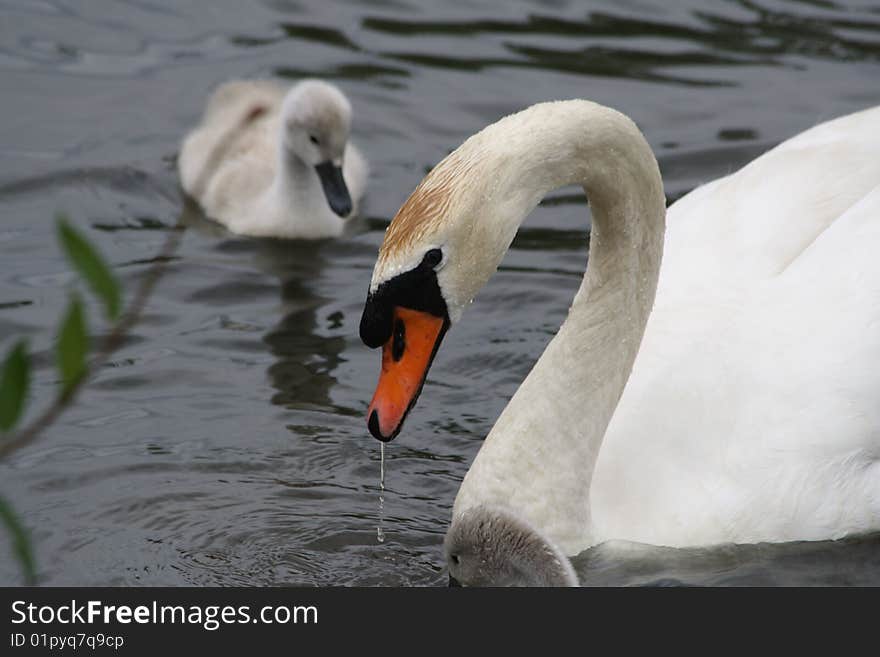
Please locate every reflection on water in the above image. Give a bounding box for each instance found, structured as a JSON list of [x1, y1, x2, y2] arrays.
[[259, 242, 347, 412], [182, 200, 350, 411], [0, 0, 879, 586]]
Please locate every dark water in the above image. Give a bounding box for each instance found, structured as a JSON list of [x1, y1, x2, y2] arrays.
[[1, 0, 879, 586]]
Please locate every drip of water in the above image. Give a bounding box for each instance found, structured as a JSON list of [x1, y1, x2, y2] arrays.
[[377, 442, 386, 543]]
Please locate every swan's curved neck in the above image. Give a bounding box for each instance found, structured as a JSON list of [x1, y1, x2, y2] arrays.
[[275, 146, 313, 196], [268, 141, 335, 234], [452, 102, 666, 554]]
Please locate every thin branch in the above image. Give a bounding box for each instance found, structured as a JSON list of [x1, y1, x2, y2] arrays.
[[0, 225, 185, 460], [0, 99, 265, 461]]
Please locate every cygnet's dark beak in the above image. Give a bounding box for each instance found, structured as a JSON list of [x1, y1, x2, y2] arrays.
[[314, 161, 352, 217], [448, 574, 462, 587]]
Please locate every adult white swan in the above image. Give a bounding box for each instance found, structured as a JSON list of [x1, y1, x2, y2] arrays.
[[179, 79, 367, 239], [359, 100, 880, 586]]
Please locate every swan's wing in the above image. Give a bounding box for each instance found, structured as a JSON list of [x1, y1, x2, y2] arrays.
[[597, 216, 880, 547], [664, 105, 880, 288], [657, 105, 880, 461], [594, 107, 880, 546], [769, 181, 880, 452], [201, 80, 286, 122], [178, 80, 285, 207]]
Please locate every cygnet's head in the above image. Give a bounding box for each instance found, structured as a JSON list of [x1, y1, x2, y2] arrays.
[[444, 506, 579, 587], [281, 79, 354, 217]]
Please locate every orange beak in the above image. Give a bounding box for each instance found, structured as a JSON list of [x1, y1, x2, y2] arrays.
[[366, 306, 447, 441]]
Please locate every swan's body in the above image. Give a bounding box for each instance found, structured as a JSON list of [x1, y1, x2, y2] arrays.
[[179, 79, 367, 239], [360, 100, 880, 585], [591, 107, 880, 550]]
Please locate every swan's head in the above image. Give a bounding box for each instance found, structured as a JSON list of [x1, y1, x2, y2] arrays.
[[281, 79, 354, 217], [359, 122, 534, 441], [445, 506, 579, 587]]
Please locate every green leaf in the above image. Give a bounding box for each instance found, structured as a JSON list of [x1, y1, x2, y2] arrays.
[[0, 341, 29, 432], [57, 215, 122, 321], [0, 495, 36, 584], [57, 296, 89, 395]]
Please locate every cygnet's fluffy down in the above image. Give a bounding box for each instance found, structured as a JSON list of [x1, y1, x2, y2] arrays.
[[445, 506, 579, 587], [179, 79, 368, 239]]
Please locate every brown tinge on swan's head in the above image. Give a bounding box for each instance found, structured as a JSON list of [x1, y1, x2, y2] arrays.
[[361, 147, 485, 442], [374, 148, 477, 281]]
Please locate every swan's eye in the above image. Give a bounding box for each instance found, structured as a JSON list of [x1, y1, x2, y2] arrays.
[[450, 553, 460, 565], [309, 135, 320, 145], [423, 248, 443, 269]]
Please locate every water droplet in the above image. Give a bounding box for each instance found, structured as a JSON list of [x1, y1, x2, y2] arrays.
[[377, 442, 386, 543]]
